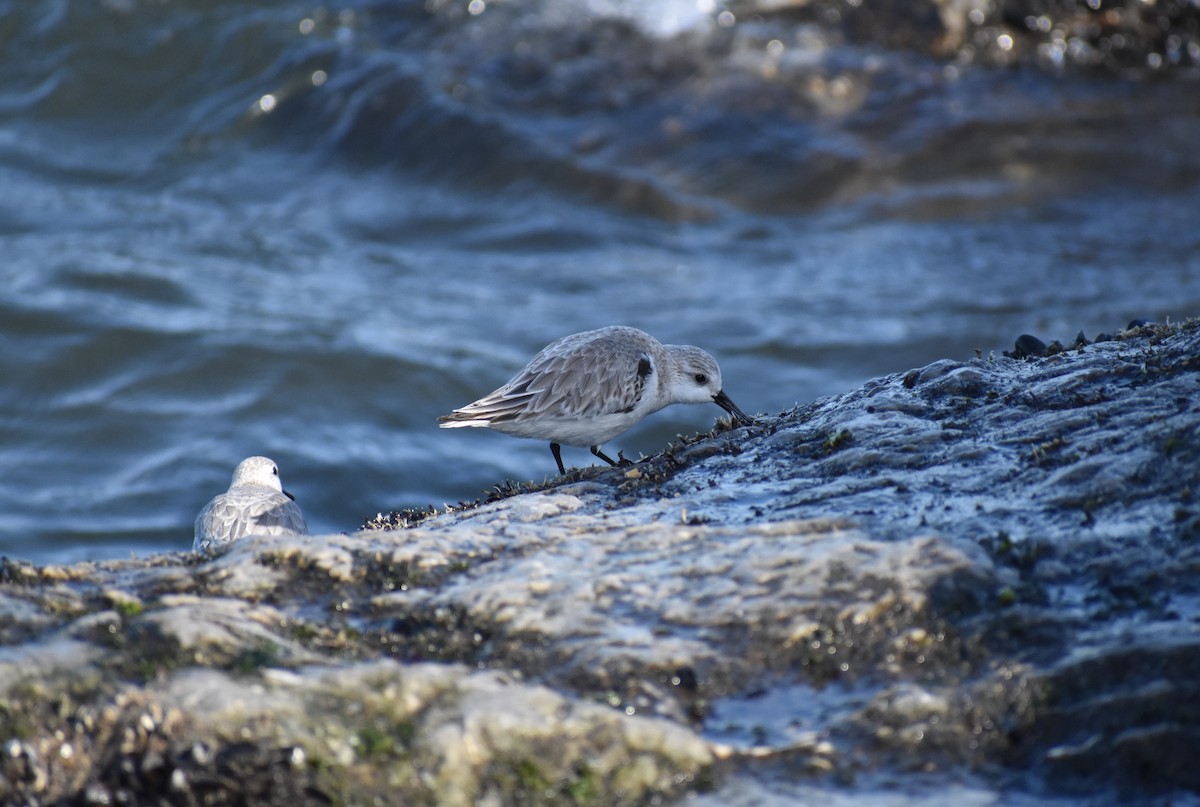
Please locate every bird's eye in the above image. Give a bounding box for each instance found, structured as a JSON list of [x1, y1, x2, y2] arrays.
[[273, 467, 279, 476], [694, 373, 707, 384]]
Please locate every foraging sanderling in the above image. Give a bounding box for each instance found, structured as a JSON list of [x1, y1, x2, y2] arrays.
[[439, 326, 752, 474], [193, 456, 308, 552]]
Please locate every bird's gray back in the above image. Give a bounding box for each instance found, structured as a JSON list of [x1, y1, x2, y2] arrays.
[[511, 327, 662, 417], [448, 326, 664, 423], [193, 488, 307, 552]]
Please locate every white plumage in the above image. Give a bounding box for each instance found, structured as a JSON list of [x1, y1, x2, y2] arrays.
[[193, 456, 308, 553]]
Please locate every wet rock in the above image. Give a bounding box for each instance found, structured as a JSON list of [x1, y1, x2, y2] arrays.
[[1, 320, 1198, 804], [735, 0, 1200, 74], [1011, 333, 1047, 358]]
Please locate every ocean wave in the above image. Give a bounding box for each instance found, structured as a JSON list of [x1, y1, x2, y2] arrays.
[[4, 0, 1198, 216]]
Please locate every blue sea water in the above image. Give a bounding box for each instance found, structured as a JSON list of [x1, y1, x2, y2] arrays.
[[1, 0, 1199, 565]]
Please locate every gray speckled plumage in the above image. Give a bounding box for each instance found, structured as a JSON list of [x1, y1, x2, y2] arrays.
[[439, 326, 751, 473], [193, 456, 308, 553]]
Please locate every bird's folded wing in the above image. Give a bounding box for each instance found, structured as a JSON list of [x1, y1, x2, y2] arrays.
[[447, 343, 649, 422]]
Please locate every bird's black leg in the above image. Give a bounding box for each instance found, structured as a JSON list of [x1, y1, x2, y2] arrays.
[[550, 443, 566, 475], [590, 446, 619, 466]]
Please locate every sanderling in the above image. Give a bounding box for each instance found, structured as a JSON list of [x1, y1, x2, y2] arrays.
[[193, 456, 308, 552], [439, 326, 752, 474]]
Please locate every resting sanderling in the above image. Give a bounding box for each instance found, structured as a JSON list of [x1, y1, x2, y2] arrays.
[[439, 326, 752, 474], [193, 456, 308, 552]]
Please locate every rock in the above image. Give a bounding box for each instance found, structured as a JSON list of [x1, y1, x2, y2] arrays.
[[734, 0, 1200, 74], [1012, 333, 1047, 358], [1, 320, 1198, 804]]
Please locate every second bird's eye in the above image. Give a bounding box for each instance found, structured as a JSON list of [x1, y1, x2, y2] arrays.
[[694, 373, 707, 384]]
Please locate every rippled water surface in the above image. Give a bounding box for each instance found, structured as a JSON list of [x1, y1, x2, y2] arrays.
[[2, 0, 1199, 564]]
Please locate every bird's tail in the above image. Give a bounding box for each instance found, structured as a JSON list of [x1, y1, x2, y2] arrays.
[[437, 412, 491, 428]]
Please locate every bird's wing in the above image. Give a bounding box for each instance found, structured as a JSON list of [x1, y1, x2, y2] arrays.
[[443, 334, 653, 423], [248, 495, 308, 535], [194, 491, 307, 551]]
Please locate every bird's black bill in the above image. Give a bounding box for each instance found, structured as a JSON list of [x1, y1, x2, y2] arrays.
[[713, 390, 753, 426], [283, 489, 296, 501]]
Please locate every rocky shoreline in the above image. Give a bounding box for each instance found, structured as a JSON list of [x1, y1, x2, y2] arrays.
[[2, 320, 1198, 805]]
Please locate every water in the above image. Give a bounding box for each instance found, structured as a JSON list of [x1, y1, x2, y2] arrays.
[[2, 0, 1199, 565]]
